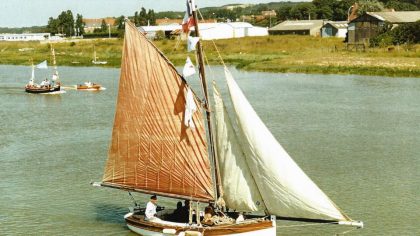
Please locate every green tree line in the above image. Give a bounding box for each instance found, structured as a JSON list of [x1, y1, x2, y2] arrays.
[[276, 0, 418, 22], [47, 10, 84, 36], [133, 7, 156, 26]]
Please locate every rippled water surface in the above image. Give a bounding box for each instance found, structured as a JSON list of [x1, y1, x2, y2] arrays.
[[0, 65, 418, 235]]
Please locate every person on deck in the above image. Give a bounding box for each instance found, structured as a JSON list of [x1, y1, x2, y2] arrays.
[[145, 195, 160, 222], [201, 204, 215, 226], [40, 79, 46, 87], [170, 201, 183, 222], [179, 200, 190, 223]]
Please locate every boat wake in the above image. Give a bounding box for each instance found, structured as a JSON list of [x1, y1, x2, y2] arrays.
[[62, 86, 77, 90]]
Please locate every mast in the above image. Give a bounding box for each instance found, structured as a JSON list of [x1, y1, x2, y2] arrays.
[[93, 45, 97, 62], [50, 45, 57, 74], [190, 0, 222, 201], [30, 59, 35, 80]]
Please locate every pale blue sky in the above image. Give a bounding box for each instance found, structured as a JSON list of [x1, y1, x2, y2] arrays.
[[0, 0, 307, 27]]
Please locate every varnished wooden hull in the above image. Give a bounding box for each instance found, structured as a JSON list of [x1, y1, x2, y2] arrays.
[[77, 84, 102, 90], [125, 213, 276, 236], [25, 86, 61, 94]]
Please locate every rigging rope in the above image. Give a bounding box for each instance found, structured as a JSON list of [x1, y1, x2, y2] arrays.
[[197, 9, 227, 69]]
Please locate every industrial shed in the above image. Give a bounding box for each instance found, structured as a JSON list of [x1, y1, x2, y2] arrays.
[[198, 22, 268, 40], [347, 11, 420, 44], [139, 22, 268, 41], [269, 20, 324, 36]]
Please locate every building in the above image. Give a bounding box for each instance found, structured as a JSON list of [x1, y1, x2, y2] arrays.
[[0, 33, 50, 41], [347, 11, 420, 44], [139, 24, 181, 39], [261, 10, 277, 17], [139, 22, 268, 40], [269, 20, 325, 36], [223, 4, 251, 10], [156, 18, 182, 25], [198, 22, 268, 40], [83, 18, 116, 33], [321, 21, 348, 38]]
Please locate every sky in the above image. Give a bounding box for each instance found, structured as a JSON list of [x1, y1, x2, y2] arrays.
[[0, 0, 307, 28]]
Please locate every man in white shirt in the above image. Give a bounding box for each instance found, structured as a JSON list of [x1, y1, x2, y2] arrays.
[[145, 195, 160, 221]]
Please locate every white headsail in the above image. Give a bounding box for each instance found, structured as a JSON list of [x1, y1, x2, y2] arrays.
[[213, 83, 265, 212], [36, 60, 48, 69], [30, 65, 35, 83], [223, 67, 350, 221]]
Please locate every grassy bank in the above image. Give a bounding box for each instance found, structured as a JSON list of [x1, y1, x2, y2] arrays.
[[1, 36, 419, 77]]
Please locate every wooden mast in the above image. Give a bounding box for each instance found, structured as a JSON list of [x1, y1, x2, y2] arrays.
[[190, 0, 222, 201]]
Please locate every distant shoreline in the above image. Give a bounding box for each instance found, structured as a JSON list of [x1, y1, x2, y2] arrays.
[[0, 36, 419, 78]]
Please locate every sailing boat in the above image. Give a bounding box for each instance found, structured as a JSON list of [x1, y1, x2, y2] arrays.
[[76, 81, 104, 91], [25, 46, 61, 94], [91, 45, 107, 65], [93, 1, 363, 235]]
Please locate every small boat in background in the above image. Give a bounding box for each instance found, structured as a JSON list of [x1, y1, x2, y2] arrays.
[[25, 46, 62, 94], [76, 81, 104, 91], [92, 45, 107, 65]]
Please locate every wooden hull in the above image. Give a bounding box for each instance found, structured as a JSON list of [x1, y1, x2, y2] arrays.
[[25, 86, 60, 94], [125, 213, 276, 236], [77, 84, 102, 90]]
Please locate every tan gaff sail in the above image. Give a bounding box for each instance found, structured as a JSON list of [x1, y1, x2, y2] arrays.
[[213, 83, 265, 212], [224, 68, 349, 221], [102, 21, 215, 202]]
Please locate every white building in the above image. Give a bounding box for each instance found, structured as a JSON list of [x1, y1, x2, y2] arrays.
[[139, 22, 268, 41], [0, 33, 51, 41], [198, 22, 268, 40]]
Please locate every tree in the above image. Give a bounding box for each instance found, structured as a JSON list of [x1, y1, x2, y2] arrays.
[[47, 17, 59, 34], [139, 7, 147, 26], [290, 3, 316, 20], [101, 19, 107, 32], [330, 0, 354, 21], [134, 11, 139, 26], [391, 21, 420, 44], [75, 14, 85, 35], [115, 15, 125, 30], [385, 1, 418, 10], [276, 5, 293, 21], [313, 0, 333, 19], [147, 9, 156, 25], [57, 10, 75, 36], [357, 0, 384, 15], [371, 20, 420, 46]]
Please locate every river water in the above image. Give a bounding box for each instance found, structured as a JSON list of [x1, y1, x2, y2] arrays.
[[0, 65, 418, 235]]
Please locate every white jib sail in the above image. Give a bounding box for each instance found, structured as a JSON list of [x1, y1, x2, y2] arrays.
[[36, 60, 48, 69], [213, 83, 265, 212], [30, 66, 35, 82], [224, 68, 348, 221]]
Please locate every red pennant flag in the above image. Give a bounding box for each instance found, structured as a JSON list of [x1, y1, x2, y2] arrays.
[[182, 12, 195, 34]]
